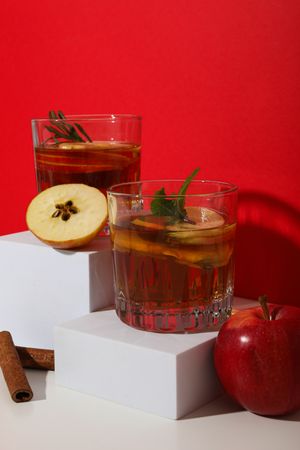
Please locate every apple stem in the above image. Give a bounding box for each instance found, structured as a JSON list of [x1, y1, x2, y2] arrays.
[[258, 295, 271, 320]]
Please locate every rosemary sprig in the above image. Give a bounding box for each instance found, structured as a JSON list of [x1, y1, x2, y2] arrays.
[[45, 110, 92, 144]]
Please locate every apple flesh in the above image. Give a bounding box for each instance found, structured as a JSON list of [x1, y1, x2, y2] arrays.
[[26, 184, 108, 249], [214, 298, 300, 416]]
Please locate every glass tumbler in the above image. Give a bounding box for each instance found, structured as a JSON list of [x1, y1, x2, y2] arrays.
[[107, 180, 238, 333], [31, 114, 142, 196]]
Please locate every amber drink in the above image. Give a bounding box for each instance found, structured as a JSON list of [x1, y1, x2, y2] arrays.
[[32, 114, 141, 195], [108, 179, 238, 333]]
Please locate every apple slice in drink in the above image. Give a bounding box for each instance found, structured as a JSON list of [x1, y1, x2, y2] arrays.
[[113, 208, 234, 266], [132, 208, 224, 234], [113, 228, 233, 266], [131, 215, 172, 231], [166, 207, 232, 245], [186, 206, 225, 228]]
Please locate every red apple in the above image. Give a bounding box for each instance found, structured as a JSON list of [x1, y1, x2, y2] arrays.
[[214, 296, 300, 416]]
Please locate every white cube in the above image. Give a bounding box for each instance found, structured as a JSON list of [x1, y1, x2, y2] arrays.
[[54, 310, 221, 419], [0, 231, 114, 349]]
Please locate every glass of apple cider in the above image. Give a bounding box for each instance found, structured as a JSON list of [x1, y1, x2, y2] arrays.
[[31, 114, 142, 196], [107, 179, 238, 333]]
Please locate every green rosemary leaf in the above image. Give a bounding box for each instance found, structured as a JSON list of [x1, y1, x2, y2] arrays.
[[45, 111, 92, 144], [55, 111, 73, 134], [57, 111, 66, 120], [45, 125, 70, 139], [49, 111, 59, 120], [74, 123, 92, 142], [68, 125, 85, 142], [48, 110, 69, 135], [49, 118, 69, 135], [53, 111, 73, 132]]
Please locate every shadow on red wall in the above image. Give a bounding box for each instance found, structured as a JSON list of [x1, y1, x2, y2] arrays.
[[235, 191, 300, 306]]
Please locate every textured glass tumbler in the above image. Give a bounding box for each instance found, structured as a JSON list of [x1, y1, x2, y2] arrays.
[[108, 180, 238, 333], [31, 114, 142, 195]]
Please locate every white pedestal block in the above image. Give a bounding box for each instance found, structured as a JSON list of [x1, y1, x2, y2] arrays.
[[54, 310, 222, 419], [0, 231, 114, 349]]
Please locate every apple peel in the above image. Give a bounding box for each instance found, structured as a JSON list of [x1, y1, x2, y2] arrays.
[[214, 296, 300, 416]]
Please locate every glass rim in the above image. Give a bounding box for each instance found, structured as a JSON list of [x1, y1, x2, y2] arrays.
[[107, 179, 238, 198], [31, 114, 142, 124]]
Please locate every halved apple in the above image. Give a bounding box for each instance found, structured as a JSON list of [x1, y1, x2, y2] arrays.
[[26, 184, 107, 249]]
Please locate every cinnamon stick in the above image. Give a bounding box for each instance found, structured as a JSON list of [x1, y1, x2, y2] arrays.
[[0, 331, 33, 402], [16, 346, 54, 371]]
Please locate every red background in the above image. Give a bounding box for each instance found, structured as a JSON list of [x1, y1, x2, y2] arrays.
[[1, 1, 299, 305]]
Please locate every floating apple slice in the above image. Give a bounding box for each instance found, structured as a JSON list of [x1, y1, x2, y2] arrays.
[[166, 207, 227, 245], [26, 184, 107, 249], [131, 215, 172, 231], [113, 228, 233, 266], [185, 206, 225, 229]]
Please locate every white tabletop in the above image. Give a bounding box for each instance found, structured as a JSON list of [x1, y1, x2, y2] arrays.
[[1, 369, 299, 450]]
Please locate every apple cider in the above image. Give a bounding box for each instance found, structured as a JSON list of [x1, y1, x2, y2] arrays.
[[34, 141, 141, 195], [110, 209, 236, 333]]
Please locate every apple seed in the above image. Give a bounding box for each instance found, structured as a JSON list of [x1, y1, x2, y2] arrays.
[[51, 210, 61, 218], [51, 200, 79, 222]]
